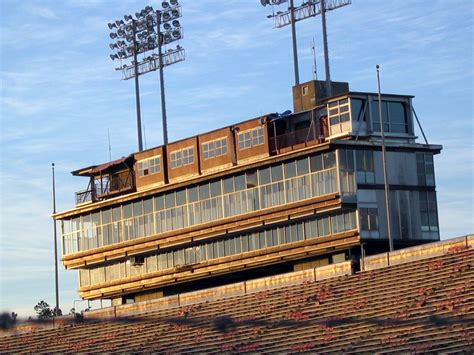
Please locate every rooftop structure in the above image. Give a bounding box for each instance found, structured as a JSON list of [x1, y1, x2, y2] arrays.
[[53, 79, 442, 305]]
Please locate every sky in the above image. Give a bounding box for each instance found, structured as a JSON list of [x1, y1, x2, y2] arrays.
[[0, 0, 472, 318]]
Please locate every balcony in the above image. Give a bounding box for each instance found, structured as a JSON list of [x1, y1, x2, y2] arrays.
[[74, 160, 135, 205]]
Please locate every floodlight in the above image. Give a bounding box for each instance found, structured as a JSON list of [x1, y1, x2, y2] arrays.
[[107, 2, 185, 150], [162, 11, 171, 21], [171, 29, 181, 39]]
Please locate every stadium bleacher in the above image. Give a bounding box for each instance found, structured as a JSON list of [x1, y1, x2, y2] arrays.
[[1, 235, 473, 353]]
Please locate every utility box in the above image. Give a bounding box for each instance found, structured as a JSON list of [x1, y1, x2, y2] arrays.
[[293, 80, 349, 113]]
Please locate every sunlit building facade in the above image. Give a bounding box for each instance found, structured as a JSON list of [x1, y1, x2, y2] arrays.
[[54, 80, 441, 305]]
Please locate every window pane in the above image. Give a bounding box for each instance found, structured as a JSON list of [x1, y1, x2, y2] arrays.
[[234, 174, 246, 191], [176, 189, 186, 206], [143, 198, 153, 214], [210, 180, 222, 197], [123, 203, 133, 218], [165, 192, 176, 208], [310, 154, 323, 172], [187, 186, 198, 202], [102, 209, 112, 224], [388, 102, 406, 125], [323, 152, 336, 169], [285, 161, 296, 179], [271, 164, 283, 182], [154, 195, 164, 211], [296, 158, 309, 175], [199, 183, 210, 200], [223, 177, 234, 194], [246, 170, 258, 188], [259, 167, 271, 185], [133, 201, 143, 216], [351, 98, 365, 121]]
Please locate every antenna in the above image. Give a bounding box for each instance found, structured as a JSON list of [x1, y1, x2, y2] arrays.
[[107, 128, 112, 161], [311, 38, 318, 81]]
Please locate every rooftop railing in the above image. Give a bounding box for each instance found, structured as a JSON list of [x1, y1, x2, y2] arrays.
[[269, 126, 324, 154]]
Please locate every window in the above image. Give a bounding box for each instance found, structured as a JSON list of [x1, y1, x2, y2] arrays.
[[416, 153, 435, 186], [339, 150, 355, 196], [83, 210, 359, 287], [328, 98, 351, 135], [170, 147, 194, 169], [350, 98, 368, 122], [371, 100, 408, 134], [302, 85, 309, 96], [420, 191, 438, 232], [202, 137, 228, 160], [137, 156, 161, 177], [360, 207, 379, 238], [238, 127, 264, 150], [356, 150, 375, 184]]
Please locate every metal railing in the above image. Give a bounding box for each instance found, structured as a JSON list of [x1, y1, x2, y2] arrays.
[[75, 189, 95, 205], [269, 126, 323, 153]]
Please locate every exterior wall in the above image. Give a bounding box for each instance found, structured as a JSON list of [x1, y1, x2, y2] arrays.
[[134, 147, 165, 191], [198, 127, 234, 174], [234, 117, 269, 164], [167, 136, 199, 183]]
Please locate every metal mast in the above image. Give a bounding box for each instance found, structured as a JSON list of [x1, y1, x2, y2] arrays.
[[376, 65, 394, 252], [51, 163, 60, 314], [261, 0, 351, 91]]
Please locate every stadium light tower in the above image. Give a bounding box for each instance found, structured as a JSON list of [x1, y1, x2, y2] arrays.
[[108, 1, 185, 149], [261, 0, 351, 96]]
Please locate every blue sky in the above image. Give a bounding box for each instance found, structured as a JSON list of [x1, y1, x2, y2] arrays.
[[0, 0, 472, 318]]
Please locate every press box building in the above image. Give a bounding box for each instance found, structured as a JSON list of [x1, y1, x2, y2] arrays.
[[54, 80, 441, 305]]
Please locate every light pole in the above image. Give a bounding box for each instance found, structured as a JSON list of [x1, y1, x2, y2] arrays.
[[51, 163, 60, 314], [108, 1, 184, 148]]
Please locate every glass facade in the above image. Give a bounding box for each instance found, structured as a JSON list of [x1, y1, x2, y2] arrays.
[[339, 149, 355, 199], [420, 191, 438, 233], [62, 151, 341, 255], [356, 150, 375, 184], [416, 152, 435, 186], [371, 100, 408, 134], [78, 210, 357, 288]]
